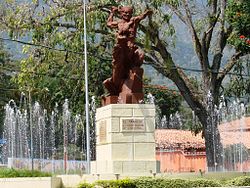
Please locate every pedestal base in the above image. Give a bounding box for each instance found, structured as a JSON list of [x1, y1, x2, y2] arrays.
[[102, 93, 144, 106], [91, 160, 160, 175], [92, 104, 160, 175]]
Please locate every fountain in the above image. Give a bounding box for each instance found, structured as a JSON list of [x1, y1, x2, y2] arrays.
[[154, 92, 250, 173], [1, 90, 249, 175], [1, 99, 90, 174], [196, 95, 250, 172], [219, 99, 250, 172]]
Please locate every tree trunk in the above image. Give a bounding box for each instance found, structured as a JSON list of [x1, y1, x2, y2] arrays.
[[203, 119, 223, 171], [198, 90, 224, 171], [170, 68, 224, 171]]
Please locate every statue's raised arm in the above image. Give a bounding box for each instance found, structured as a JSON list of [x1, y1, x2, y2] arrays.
[[107, 6, 119, 28], [133, 9, 153, 23]]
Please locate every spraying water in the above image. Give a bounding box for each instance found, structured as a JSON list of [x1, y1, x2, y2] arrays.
[[1, 99, 88, 174]]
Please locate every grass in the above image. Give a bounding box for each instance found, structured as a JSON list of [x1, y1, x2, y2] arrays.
[[0, 168, 52, 178]]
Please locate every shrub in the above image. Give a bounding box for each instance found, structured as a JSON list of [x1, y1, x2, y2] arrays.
[[132, 177, 192, 188], [189, 179, 222, 187], [78, 182, 94, 188], [78, 176, 246, 188], [131, 177, 156, 188], [0, 168, 51, 178], [91, 177, 192, 188], [95, 179, 135, 188], [226, 176, 250, 186]]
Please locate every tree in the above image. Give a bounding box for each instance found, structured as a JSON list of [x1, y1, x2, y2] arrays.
[[144, 85, 182, 128], [138, 0, 249, 171], [0, 40, 19, 133], [1, 0, 249, 171], [0, 0, 112, 113]]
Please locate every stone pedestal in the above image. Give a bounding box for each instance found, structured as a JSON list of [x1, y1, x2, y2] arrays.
[[91, 104, 160, 175]]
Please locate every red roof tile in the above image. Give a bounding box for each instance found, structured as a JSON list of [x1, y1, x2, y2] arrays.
[[155, 117, 250, 150], [219, 116, 250, 132], [219, 116, 250, 148], [155, 129, 205, 149]]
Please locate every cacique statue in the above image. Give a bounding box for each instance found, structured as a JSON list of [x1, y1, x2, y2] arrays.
[[102, 6, 152, 105]]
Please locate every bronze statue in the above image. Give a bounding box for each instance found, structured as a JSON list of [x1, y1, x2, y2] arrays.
[[102, 6, 152, 105]]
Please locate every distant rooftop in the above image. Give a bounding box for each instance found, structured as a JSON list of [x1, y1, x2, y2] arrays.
[[219, 116, 250, 132], [155, 129, 205, 150], [219, 116, 250, 148], [155, 117, 250, 150]]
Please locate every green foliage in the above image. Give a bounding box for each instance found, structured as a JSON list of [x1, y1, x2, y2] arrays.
[[222, 0, 250, 100], [78, 182, 94, 188], [133, 177, 190, 188], [227, 0, 250, 36], [227, 0, 250, 53], [227, 176, 250, 186], [0, 42, 9, 65], [224, 58, 250, 98], [0, 0, 178, 113], [95, 179, 136, 188], [0, 0, 113, 113], [224, 0, 250, 98], [0, 40, 19, 133], [144, 85, 182, 119], [189, 179, 221, 187], [78, 177, 224, 188], [0, 168, 51, 178]]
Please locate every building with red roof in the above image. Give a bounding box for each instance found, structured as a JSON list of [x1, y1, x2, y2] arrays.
[[219, 117, 250, 171], [155, 117, 250, 173], [155, 129, 206, 173]]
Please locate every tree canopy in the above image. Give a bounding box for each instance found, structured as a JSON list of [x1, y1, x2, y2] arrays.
[[0, 0, 113, 113], [227, 0, 250, 53], [224, 0, 250, 98]]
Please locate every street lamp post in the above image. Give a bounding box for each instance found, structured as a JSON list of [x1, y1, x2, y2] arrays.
[[83, 0, 91, 174]]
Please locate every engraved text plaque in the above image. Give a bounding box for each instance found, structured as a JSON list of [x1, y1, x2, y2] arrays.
[[121, 119, 145, 132], [99, 120, 107, 143]]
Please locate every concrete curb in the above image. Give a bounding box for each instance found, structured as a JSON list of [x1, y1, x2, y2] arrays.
[[0, 177, 62, 188]]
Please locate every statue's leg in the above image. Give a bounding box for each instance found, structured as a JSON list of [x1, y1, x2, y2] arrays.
[[103, 77, 117, 96], [112, 45, 127, 94], [129, 46, 144, 93], [130, 67, 143, 93], [102, 45, 123, 96], [134, 48, 144, 67]]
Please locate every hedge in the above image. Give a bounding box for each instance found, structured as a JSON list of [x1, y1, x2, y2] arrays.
[[226, 176, 250, 186], [0, 168, 52, 178], [78, 177, 223, 188], [78, 176, 250, 188]]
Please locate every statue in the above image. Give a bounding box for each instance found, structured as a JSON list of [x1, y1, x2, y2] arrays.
[[102, 6, 152, 105]]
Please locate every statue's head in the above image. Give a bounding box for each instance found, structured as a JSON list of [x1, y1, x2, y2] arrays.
[[119, 6, 133, 21]]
